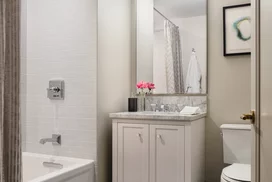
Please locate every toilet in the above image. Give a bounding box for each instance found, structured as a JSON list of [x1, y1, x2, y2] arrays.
[[220, 124, 251, 182]]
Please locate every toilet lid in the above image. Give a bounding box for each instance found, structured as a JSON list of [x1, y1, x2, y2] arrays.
[[223, 163, 251, 182]]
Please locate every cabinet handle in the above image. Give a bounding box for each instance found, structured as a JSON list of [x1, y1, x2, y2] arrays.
[[137, 133, 143, 143], [157, 134, 165, 145], [157, 134, 162, 139]]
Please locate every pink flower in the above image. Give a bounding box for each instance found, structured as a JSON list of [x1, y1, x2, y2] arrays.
[[147, 82, 155, 90], [136, 81, 148, 89]]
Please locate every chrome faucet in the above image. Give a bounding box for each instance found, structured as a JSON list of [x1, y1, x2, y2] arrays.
[[40, 134, 61, 145], [160, 104, 170, 112]]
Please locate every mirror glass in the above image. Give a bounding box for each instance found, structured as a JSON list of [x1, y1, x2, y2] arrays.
[[136, 0, 207, 94]]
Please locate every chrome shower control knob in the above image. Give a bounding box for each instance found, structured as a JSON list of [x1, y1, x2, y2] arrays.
[[49, 87, 61, 93], [47, 80, 64, 100]]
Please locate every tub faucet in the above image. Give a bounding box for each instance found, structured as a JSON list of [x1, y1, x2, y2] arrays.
[[40, 134, 61, 145]]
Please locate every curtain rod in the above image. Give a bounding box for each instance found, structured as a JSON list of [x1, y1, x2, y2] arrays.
[[153, 7, 178, 27]]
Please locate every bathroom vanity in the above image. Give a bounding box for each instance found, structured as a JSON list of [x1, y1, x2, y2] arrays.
[[110, 112, 206, 182]]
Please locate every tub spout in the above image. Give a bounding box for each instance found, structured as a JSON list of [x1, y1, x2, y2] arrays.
[[39, 134, 61, 145]]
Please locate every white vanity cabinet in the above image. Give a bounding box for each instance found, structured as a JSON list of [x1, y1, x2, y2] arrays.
[[111, 113, 206, 182]]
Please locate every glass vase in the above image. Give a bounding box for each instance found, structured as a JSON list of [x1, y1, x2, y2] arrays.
[[137, 94, 145, 111]]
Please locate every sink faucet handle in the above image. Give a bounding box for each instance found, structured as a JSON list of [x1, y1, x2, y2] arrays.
[[160, 104, 170, 112], [160, 105, 165, 112]]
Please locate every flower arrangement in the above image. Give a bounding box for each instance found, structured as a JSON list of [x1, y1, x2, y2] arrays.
[[147, 82, 155, 93], [136, 81, 155, 111], [136, 81, 155, 95]]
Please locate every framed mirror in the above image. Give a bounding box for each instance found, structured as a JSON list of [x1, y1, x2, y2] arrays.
[[133, 0, 207, 95]]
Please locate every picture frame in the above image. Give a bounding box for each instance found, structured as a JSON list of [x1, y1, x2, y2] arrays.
[[223, 4, 251, 56]]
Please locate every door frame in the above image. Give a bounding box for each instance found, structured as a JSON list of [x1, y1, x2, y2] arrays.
[[251, 0, 260, 182]]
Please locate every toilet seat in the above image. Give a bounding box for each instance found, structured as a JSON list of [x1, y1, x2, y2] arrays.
[[221, 173, 246, 182], [221, 163, 251, 182]]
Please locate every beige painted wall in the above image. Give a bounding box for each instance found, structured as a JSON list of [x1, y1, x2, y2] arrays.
[[97, 0, 131, 181], [206, 0, 251, 181]]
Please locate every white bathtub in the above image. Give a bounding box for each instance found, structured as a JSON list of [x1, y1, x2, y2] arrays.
[[23, 152, 95, 182]]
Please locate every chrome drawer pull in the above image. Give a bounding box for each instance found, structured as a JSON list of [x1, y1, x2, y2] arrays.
[[157, 134, 162, 139]]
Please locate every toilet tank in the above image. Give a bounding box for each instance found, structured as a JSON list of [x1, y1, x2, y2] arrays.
[[221, 124, 251, 164]]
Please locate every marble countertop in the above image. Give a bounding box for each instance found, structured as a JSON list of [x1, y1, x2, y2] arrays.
[[109, 111, 206, 121]]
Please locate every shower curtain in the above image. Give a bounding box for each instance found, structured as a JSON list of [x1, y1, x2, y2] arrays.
[[0, 0, 22, 181], [164, 20, 184, 93]]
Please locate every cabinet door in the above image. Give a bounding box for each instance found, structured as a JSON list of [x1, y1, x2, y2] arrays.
[[150, 125, 185, 182], [117, 123, 149, 182]]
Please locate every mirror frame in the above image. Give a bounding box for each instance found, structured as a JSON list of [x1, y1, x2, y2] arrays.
[[131, 0, 209, 96]]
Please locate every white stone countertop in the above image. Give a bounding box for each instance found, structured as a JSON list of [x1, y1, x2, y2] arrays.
[[109, 111, 207, 121]]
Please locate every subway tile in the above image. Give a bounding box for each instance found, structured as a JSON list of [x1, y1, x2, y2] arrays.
[[57, 106, 96, 119], [22, 0, 97, 160]]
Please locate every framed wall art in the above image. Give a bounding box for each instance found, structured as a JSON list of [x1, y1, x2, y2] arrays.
[[223, 4, 251, 56]]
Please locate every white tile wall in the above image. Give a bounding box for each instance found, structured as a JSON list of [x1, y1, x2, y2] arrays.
[[21, 0, 97, 160]]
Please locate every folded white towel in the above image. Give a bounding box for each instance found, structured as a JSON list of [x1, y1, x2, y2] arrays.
[[180, 106, 201, 115]]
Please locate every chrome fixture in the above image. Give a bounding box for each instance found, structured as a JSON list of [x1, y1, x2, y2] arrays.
[[153, 7, 178, 27], [40, 134, 61, 145], [47, 80, 64, 100], [137, 133, 143, 143], [160, 104, 170, 112], [48, 87, 61, 93]]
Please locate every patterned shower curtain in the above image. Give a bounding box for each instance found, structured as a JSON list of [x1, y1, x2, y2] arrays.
[[164, 20, 184, 93], [0, 0, 22, 181]]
